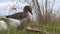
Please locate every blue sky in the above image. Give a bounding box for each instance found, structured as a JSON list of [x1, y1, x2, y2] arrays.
[[0, 0, 60, 16]]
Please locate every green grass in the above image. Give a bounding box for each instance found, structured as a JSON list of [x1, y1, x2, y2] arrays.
[[0, 22, 60, 34], [45, 22, 60, 34], [0, 18, 60, 34], [0, 27, 38, 34], [0, 18, 39, 34], [28, 21, 60, 34]]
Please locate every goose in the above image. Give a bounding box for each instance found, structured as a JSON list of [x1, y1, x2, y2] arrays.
[[6, 6, 33, 30]]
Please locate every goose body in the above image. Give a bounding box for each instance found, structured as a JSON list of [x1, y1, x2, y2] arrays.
[[6, 12, 32, 29]]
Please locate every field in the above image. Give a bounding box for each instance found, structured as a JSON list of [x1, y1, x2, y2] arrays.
[[0, 18, 60, 34]]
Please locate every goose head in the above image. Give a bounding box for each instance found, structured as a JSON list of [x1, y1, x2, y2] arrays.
[[23, 6, 32, 15]]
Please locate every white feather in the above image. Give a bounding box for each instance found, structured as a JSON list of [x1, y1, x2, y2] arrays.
[[7, 18, 21, 27]]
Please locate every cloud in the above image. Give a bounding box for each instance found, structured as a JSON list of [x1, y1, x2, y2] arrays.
[[0, 1, 30, 9], [0, 2, 8, 8], [0, 2, 14, 9]]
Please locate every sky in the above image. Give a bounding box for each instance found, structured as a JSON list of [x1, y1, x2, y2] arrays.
[[0, 0, 30, 16], [0, 0, 60, 16]]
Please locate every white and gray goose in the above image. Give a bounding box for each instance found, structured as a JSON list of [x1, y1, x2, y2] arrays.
[[5, 6, 33, 30]]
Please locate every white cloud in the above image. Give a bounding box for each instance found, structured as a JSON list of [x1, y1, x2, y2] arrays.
[[0, 1, 30, 9], [0, 2, 10, 8], [0, 2, 16, 9]]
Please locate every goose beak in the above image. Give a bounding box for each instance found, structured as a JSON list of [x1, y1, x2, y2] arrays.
[[28, 12, 33, 15], [29, 11, 33, 15], [29, 12, 33, 15], [30, 12, 33, 15]]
